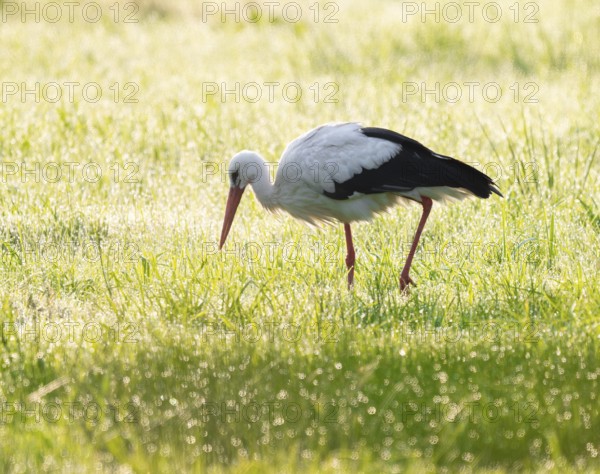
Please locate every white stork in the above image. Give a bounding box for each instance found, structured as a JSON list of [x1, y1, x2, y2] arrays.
[[219, 122, 502, 291]]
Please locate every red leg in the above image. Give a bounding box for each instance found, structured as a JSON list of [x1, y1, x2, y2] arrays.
[[400, 197, 433, 292], [344, 223, 355, 289]]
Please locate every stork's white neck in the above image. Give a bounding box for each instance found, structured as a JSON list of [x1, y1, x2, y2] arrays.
[[247, 156, 277, 210]]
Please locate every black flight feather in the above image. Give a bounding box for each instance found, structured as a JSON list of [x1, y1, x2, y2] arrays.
[[323, 127, 502, 200]]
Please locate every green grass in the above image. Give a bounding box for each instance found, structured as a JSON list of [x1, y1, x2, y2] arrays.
[[1, 0, 599, 472]]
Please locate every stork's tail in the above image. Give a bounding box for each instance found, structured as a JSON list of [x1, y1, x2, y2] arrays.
[[441, 158, 503, 198]]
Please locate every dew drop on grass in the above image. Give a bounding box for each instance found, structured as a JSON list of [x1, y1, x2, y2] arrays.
[[273, 416, 284, 426], [301, 449, 313, 460], [276, 390, 288, 400]]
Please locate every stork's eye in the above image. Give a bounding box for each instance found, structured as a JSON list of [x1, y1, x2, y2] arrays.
[[231, 171, 240, 186]]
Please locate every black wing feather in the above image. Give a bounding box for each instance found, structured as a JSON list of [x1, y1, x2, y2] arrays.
[[323, 127, 502, 200]]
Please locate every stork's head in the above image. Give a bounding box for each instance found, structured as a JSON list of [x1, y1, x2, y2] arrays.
[[219, 151, 265, 249], [226, 151, 264, 188]]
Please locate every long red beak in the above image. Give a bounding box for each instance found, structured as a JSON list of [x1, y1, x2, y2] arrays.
[[219, 186, 245, 249]]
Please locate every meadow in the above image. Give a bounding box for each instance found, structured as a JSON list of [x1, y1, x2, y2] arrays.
[[0, 0, 599, 471]]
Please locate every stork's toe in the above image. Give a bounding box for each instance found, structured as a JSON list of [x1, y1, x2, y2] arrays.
[[400, 274, 415, 292]]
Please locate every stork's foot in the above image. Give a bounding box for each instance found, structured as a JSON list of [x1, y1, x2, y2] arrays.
[[347, 267, 355, 290], [399, 273, 415, 293]]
